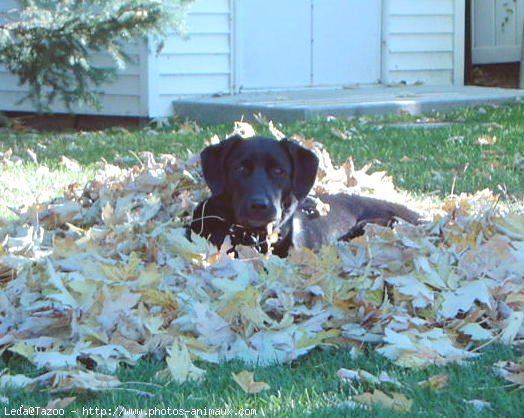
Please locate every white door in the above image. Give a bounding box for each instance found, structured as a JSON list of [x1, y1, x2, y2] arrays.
[[472, 0, 524, 63], [233, 0, 312, 90], [312, 0, 381, 85], [233, 0, 381, 91]]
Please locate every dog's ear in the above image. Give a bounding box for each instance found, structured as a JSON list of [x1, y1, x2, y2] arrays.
[[200, 134, 242, 195], [281, 139, 319, 201]]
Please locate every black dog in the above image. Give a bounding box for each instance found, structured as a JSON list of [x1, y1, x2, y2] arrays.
[[190, 135, 419, 257]]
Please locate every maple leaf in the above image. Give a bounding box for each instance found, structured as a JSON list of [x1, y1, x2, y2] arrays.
[[219, 286, 275, 330], [499, 311, 524, 344], [463, 399, 492, 412], [232, 370, 270, 394], [231, 121, 257, 138], [493, 213, 524, 240], [337, 368, 401, 387], [378, 327, 478, 368], [33, 370, 121, 393], [157, 338, 205, 383], [0, 373, 34, 390], [439, 281, 494, 319], [45, 397, 76, 410], [417, 374, 449, 390], [459, 323, 494, 341], [477, 135, 497, 145], [33, 352, 78, 370], [353, 389, 412, 413], [385, 275, 434, 308]]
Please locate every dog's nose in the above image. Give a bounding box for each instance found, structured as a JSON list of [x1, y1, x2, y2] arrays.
[[250, 197, 270, 212]]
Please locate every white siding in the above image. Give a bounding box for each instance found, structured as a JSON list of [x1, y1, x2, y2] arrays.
[[0, 0, 468, 118], [382, 0, 463, 86], [150, 0, 231, 117], [472, 0, 524, 63]]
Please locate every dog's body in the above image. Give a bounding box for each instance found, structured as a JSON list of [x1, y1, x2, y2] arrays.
[[190, 135, 419, 257]]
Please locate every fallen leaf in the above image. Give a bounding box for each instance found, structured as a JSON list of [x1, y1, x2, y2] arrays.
[[232, 121, 256, 138], [353, 389, 412, 413], [156, 339, 205, 384], [232, 370, 269, 394], [493, 360, 524, 389], [45, 397, 76, 409], [418, 374, 449, 390], [60, 156, 81, 172], [477, 135, 497, 145], [463, 399, 492, 412]]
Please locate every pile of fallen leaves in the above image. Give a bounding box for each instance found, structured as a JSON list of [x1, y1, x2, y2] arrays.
[[0, 122, 523, 408]]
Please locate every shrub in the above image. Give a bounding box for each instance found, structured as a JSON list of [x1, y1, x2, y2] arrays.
[[0, 0, 193, 111]]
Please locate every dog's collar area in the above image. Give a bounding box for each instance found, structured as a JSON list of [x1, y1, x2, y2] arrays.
[[227, 224, 273, 253], [225, 219, 292, 254], [224, 200, 296, 253]]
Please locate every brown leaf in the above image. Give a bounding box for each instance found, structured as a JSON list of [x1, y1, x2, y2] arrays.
[[45, 397, 76, 409], [232, 371, 269, 394], [477, 135, 497, 145], [353, 389, 412, 413], [418, 374, 449, 390]]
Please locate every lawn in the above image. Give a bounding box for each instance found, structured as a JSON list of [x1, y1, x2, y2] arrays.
[[1, 104, 523, 218], [0, 104, 523, 417]]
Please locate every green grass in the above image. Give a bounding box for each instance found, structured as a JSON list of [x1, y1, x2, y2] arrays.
[[1, 104, 523, 415], [1, 104, 523, 218], [2, 345, 522, 417]]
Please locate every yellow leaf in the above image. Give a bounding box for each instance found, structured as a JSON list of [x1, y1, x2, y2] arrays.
[[157, 339, 205, 383], [418, 374, 449, 390], [507, 372, 524, 387], [141, 289, 178, 311], [353, 389, 412, 413], [52, 236, 80, 258], [137, 265, 162, 288], [232, 121, 257, 138], [396, 350, 445, 368], [296, 329, 340, 349], [101, 252, 141, 282], [8, 342, 34, 361], [493, 360, 524, 388], [442, 197, 472, 215], [45, 397, 76, 410], [477, 135, 497, 145], [268, 121, 286, 140], [219, 286, 274, 328], [493, 213, 524, 240], [232, 371, 269, 394]]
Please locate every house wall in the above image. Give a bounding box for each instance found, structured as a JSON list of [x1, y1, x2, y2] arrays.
[[0, 1, 147, 116], [0, 0, 466, 118], [148, 0, 232, 118], [382, 0, 464, 86]]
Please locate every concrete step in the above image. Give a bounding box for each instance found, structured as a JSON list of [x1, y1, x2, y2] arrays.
[[172, 85, 524, 124]]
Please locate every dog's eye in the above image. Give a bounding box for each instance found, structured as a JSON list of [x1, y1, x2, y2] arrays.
[[272, 167, 285, 176], [236, 162, 251, 174]]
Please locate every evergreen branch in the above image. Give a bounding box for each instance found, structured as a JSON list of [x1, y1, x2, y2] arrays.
[[0, 0, 193, 112]]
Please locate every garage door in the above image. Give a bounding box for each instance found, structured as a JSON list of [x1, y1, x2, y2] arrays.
[[233, 0, 381, 90]]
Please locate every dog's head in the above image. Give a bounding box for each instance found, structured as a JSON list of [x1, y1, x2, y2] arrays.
[[200, 135, 319, 230]]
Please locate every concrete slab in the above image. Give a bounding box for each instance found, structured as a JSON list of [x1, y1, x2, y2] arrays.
[[172, 85, 524, 124]]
